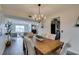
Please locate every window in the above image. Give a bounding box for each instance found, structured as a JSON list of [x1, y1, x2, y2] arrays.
[[15, 25, 25, 33]]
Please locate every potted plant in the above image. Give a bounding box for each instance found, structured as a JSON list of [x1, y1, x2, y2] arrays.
[[5, 21, 13, 47]]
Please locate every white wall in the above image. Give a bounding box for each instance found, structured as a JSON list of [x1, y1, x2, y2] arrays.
[[43, 7, 79, 54]]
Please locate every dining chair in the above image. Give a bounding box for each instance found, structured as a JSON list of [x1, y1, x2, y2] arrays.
[[59, 41, 71, 55], [49, 34, 56, 40], [24, 36, 36, 55], [47, 34, 56, 40], [43, 32, 56, 40], [23, 37, 28, 55], [51, 39, 71, 55]]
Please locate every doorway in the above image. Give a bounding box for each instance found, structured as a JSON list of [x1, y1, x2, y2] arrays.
[[51, 17, 60, 40]]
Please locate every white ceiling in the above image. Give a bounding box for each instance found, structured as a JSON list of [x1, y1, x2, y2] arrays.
[[1, 4, 79, 18]]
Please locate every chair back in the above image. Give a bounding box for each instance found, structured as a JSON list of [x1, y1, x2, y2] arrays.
[[60, 41, 71, 55], [24, 36, 35, 55], [44, 33, 56, 40], [50, 34, 56, 40]]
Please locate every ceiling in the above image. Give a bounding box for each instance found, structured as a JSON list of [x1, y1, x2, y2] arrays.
[[0, 4, 79, 19]]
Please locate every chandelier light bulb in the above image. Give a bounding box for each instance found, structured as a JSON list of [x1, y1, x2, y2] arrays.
[[44, 16, 46, 19], [41, 14, 44, 17], [34, 14, 37, 18]]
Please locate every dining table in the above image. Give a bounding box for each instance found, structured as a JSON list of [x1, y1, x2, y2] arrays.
[[35, 39, 63, 55]]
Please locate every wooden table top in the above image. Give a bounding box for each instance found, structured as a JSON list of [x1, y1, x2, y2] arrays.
[[35, 39, 63, 54]]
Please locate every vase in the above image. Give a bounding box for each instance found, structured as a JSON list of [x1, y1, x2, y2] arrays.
[[6, 35, 11, 47]]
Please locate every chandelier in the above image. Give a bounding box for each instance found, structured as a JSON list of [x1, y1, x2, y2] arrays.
[[32, 4, 46, 23]]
